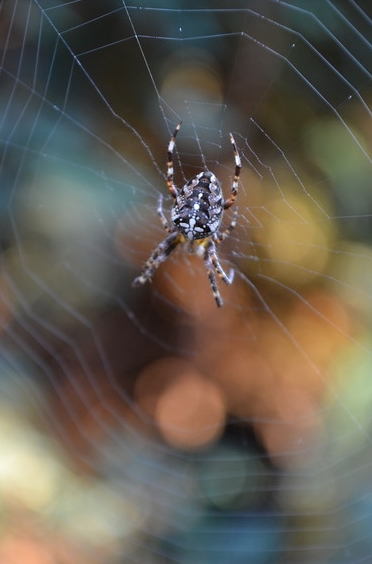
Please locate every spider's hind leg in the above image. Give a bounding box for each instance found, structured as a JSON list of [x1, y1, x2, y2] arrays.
[[157, 194, 172, 233], [167, 121, 182, 199], [223, 133, 241, 210]]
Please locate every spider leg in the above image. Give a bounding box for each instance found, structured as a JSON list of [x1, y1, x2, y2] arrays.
[[132, 231, 180, 287], [167, 121, 182, 199], [223, 133, 241, 210], [203, 240, 234, 307], [157, 194, 172, 233], [214, 207, 238, 243], [209, 241, 235, 285], [203, 249, 224, 308]]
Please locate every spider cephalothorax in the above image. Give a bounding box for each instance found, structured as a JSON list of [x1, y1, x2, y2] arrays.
[[133, 122, 241, 307]]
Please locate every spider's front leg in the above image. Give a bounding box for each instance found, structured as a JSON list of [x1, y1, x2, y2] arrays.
[[215, 207, 238, 243], [132, 231, 180, 287], [203, 251, 223, 307], [203, 240, 234, 307]]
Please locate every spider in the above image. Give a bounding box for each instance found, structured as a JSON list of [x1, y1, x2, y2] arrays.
[[132, 121, 241, 307]]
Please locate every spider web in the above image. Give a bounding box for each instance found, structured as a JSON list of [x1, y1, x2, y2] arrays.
[[0, 0, 372, 562]]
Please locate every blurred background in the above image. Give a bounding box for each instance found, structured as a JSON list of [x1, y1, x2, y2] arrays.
[[0, 0, 372, 562]]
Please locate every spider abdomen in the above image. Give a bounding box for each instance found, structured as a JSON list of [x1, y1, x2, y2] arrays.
[[171, 171, 224, 240]]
